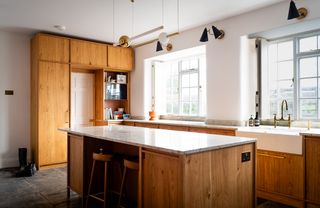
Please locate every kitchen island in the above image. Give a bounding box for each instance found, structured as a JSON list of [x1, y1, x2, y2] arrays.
[[60, 125, 256, 208]]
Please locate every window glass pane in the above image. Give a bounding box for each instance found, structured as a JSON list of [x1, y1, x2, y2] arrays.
[[278, 61, 293, 80], [190, 88, 198, 101], [278, 80, 293, 99], [278, 41, 293, 61], [181, 74, 189, 87], [270, 99, 278, 117], [181, 88, 189, 102], [300, 78, 317, 98], [172, 102, 179, 114], [190, 73, 198, 87], [181, 60, 189, 71], [190, 59, 198, 69], [172, 62, 179, 75], [300, 99, 317, 119], [166, 103, 172, 114], [190, 102, 198, 115], [300, 57, 317, 78], [268, 44, 277, 63], [269, 81, 278, 99], [182, 102, 190, 114], [299, 36, 317, 53]]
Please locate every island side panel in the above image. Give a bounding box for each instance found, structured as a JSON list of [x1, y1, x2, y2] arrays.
[[183, 143, 256, 208], [142, 149, 183, 208]]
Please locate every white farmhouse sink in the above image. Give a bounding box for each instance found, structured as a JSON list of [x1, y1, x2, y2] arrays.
[[236, 127, 303, 155]]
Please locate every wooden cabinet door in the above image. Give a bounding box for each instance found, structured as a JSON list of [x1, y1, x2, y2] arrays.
[[68, 134, 83, 195], [257, 150, 304, 200], [71, 40, 107, 67], [38, 62, 69, 166], [123, 121, 135, 126], [306, 137, 320, 205], [142, 150, 182, 208], [107, 46, 133, 71], [38, 34, 69, 63]]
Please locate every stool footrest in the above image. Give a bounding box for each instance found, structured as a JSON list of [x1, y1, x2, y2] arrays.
[[88, 193, 105, 202]]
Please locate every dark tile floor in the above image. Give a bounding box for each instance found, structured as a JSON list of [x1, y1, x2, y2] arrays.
[[0, 167, 294, 208], [0, 167, 81, 208]]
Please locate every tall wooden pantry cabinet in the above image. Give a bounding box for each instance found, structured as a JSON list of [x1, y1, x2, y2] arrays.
[[31, 34, 70, 169]]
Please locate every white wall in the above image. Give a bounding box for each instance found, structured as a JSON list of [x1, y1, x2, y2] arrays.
[[0, 30, 31, 168], [131, 0, 320, 122]]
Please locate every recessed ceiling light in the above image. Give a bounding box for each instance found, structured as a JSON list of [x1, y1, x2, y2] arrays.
[[54, 25, 66, 31]]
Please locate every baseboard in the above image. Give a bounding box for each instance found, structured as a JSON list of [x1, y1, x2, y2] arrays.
[[0, 158, 19, 169]]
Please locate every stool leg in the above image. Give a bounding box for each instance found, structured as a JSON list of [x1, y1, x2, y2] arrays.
[[118, 166, 127, 208], [86, 160, 96, 208], [104, 161, 108, 208]]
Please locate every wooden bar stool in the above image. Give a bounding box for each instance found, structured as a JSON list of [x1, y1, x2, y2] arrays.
[[117, 159, 139, 208], [86, 149, 113, 208]]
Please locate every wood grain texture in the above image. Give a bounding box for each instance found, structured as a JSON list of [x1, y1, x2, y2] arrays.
[[107, 46, 134, 71], [305, 137, 320, 205], [142, 150, 183, 208], [123, 121, 135, 126], [68, 134, 84, 195], [159, 124, 189, 131], [71, 39, 107, 67], [257, 150, 304, 202], [94, 69, 104, 124], [38, 61, 69, 166], [36, 34, 69, 63], [189, 126, 235, 136], [183, 143, 255, 208], [134, 122, 159, 129]]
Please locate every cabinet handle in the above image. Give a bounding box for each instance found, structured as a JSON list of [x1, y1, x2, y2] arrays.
[[258, 153, 285, 159]]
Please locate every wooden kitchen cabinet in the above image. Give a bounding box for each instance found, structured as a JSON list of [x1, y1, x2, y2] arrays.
[[107, 46, 134, 71], [35, 34, 69, 63], [71, 39, 107, 67], [189, 127, 236, 136], [38, 62, 69, 166], [305, 136, 320, 207], [159, 124, 189, 131], [257, 150, 304, 207], [68, 134, 84, 195], [134, 122, 159, 129]]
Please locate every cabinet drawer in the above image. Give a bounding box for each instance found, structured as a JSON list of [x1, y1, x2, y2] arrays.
[[71, 40, 107, 67], [306, 137, 320, 204], [159, 125, 189, 131], [123, 121, 135, 126], [134, 122, 159, 129], [189, 127, 235, 136]]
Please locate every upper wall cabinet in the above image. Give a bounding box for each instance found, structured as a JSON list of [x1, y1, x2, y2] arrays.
[[107, 46, 134, 71], [36, 34, 69, 63], [71, 40, 107, 67]]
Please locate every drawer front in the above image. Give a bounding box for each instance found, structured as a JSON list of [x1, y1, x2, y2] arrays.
[[134, 123, 159, 129]]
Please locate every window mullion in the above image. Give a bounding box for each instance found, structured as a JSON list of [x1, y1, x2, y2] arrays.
[[293, 36, 299, 120]]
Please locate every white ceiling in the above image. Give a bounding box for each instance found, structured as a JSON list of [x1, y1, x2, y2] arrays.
[[0, 0, 284, 44]]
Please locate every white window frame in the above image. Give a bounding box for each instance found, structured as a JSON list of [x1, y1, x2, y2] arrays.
[[262, 30, 320, 120]]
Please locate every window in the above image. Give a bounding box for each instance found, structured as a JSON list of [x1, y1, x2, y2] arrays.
[[262, 32, 320, 120], [153, 54, 206, 117]]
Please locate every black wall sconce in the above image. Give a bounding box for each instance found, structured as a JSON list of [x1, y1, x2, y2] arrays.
[[287, 0, 308, 20], [200, 25, 225, 42]]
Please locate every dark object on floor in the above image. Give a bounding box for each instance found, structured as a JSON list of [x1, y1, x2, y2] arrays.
[[18, 147, 28, 169], [16, 162, 36, 177]]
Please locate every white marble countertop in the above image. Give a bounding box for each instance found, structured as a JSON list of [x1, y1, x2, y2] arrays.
[[123, 119, 238, 130], [60, 125, 256, 155], [237, 126, 320, 137]]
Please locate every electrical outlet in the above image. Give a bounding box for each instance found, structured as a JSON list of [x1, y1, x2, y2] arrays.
[[241, 152, 251, 162], [5, 90, 14, 95]]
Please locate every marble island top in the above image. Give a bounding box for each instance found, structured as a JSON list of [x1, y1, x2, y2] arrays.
[[60, 125, 256, 155]]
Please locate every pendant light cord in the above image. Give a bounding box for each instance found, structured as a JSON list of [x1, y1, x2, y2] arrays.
[[132, 0, 134, 37]]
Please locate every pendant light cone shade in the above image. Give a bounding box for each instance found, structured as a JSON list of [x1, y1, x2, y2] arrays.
[[212, 26, 224, 39], [200, 28, 209, 42], [156, 41, 163, 52], [288, 0, 300, 20]]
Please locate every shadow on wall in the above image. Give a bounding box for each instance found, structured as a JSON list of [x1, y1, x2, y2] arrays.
[[0, 30, 31, 168]]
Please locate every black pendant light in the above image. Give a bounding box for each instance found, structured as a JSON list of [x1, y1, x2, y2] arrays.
[[212, 26, 224, 39], [200, 28, 209, 42], [156, 41, 163, 52], [287, 0, 300, 20]]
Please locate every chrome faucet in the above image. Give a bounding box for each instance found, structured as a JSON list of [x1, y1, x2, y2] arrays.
[[273, 100, 291, 128]]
